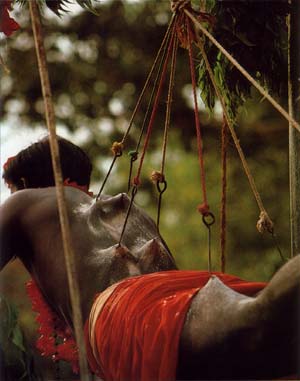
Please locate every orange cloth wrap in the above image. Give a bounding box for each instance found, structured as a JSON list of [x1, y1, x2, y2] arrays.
[[84, 270, 266, 381]]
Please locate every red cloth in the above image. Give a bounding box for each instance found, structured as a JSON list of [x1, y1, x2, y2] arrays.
[[84, 270, 266, 381], [0, 1, 20, 36]]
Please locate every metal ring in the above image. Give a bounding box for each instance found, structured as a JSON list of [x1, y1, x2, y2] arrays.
[[202, 212, 215, 227], [156, 180, 167, 194]]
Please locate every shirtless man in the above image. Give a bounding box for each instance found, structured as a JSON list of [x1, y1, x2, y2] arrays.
[[1, 136, 299, 380]]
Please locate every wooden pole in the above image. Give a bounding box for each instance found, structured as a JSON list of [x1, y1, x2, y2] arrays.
[[28, 1, 90, 379], [289, 0, 300, 257]]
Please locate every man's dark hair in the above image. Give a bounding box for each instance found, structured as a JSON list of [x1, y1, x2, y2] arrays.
[[3, 136, 92, 190]]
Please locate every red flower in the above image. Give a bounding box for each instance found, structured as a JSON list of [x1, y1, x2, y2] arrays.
[[26, 279, 80, 374], [0, 0, 20, 36]]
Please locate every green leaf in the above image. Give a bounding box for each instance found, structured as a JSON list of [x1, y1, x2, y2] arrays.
[[12, 325, 26, 352]]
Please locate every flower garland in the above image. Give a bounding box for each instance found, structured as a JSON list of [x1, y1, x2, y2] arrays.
[[26, 279, 79, 374], [0, 0, 20, 36]]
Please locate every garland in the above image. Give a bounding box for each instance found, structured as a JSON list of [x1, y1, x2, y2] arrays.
[[26, 279, 79, 374]]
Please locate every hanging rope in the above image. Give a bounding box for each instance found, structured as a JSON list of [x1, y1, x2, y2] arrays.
[[160, 34, 178, 179], [127, 24, 175, 192], [187, 19, 209, 216], [220, 114, 228, 273], [151, 33, 179, 230], [96, 16, 176, 200], [119, 19, 177, 243], [133, 23, 176, 187], [118, 185, 138, 247], [184, 8, 300, 133], [196, 38, 274, 235], [28, 2, 89, 380]]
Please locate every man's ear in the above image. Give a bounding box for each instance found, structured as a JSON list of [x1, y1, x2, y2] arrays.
[[20, 177, 27, 189]]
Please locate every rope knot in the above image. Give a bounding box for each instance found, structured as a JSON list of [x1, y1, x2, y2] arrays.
[[256, 211, 274, 234], [111, 141, 123, 157], [133, 176, 141, 186], [197, 202, 210, 216], [150, 170, 165, 183], [128, 150, 138, 161], [170, 0, 190, 13]]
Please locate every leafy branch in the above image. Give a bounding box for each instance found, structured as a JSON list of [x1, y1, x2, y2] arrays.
[[196, 0, 289, 116], [14, 0, 99, 16]]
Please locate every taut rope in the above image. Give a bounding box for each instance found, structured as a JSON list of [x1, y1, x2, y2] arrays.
[[184, 8, 300, 134], [29, 2, 89, 379]]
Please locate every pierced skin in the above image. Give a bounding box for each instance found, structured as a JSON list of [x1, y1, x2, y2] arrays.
[[0, 187, 299, 379]]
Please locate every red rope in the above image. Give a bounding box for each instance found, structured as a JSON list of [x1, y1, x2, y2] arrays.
[[133, 23, 176, 186], [187, 19, 209, 216]]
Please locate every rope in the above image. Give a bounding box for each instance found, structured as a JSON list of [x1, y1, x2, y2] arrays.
[[184, 8, 300, 134], [170, 0, 190, 14], [29, 2, 89, 380], [187, 19, 209, 216], [196, 38, 274, 233], [97, 16, 176, 199], [133, 23, 176, 187], [118, 185, 138, 247], [220, 114, 228, 273], [160, 34, 178, 176], [121, 15, 176, 145], [127, 25, 174, 191]]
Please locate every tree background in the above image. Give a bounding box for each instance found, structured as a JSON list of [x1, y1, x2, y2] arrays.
[[0, 0, 291, 379]]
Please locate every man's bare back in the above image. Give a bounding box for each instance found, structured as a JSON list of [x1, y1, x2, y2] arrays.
[[1, 186, 299, 379]]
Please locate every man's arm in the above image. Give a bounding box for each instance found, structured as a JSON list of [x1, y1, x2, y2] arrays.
[[0, 192, 26, 270]]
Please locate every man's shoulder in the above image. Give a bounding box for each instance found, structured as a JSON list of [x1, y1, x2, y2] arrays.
[[2, 187, 91, 206], [1, 188, 54, 208], [1, 187, 92, 225]]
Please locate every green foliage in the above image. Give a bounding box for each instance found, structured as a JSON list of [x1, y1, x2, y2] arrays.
[[197, 1, 289, 115], [0, 296, 39, 380], [14, 0, 99, 15]]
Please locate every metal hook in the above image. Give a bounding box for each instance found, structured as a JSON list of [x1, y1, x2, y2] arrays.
[[156, 180, 167, 230], [202, 212, 215, 273]]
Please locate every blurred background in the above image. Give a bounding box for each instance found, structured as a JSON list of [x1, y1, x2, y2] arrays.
[[0, 0, 292, 379]]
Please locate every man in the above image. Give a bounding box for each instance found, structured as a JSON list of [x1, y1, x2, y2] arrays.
[[1, 136, 299, 380]]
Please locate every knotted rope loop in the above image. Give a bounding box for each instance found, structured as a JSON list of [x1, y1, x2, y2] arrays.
[[156, 179, 167, 194], [202, 211, 215, 228], [128, 150, 138, 161], [170, 0, 190, 13], [111, 141, 123, 157], [127, 151, 139, 192], [197, 202, 210, 216], [150, 170, 165, 183], [172, 1, 215, 49], [133, 176, 141, 187], [256, 211, 274, 234]]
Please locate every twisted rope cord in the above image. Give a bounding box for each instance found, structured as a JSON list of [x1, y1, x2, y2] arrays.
[[134, 23, 177, 186], [196, 38, 273, 233], [154, 32, 179, 231], [127, 26, 174, 191], [170, 0, 191, 13], [96, 16, 176, 199], [160, 34, 178, 175], [187, 19, 209, 214], [121, 14, 176, 145], [184, 8, 300, 134], [29, 2, 89, 379]]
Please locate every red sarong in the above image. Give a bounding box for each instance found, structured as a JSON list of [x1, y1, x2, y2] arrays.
[[84, 270, 266, 381]]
